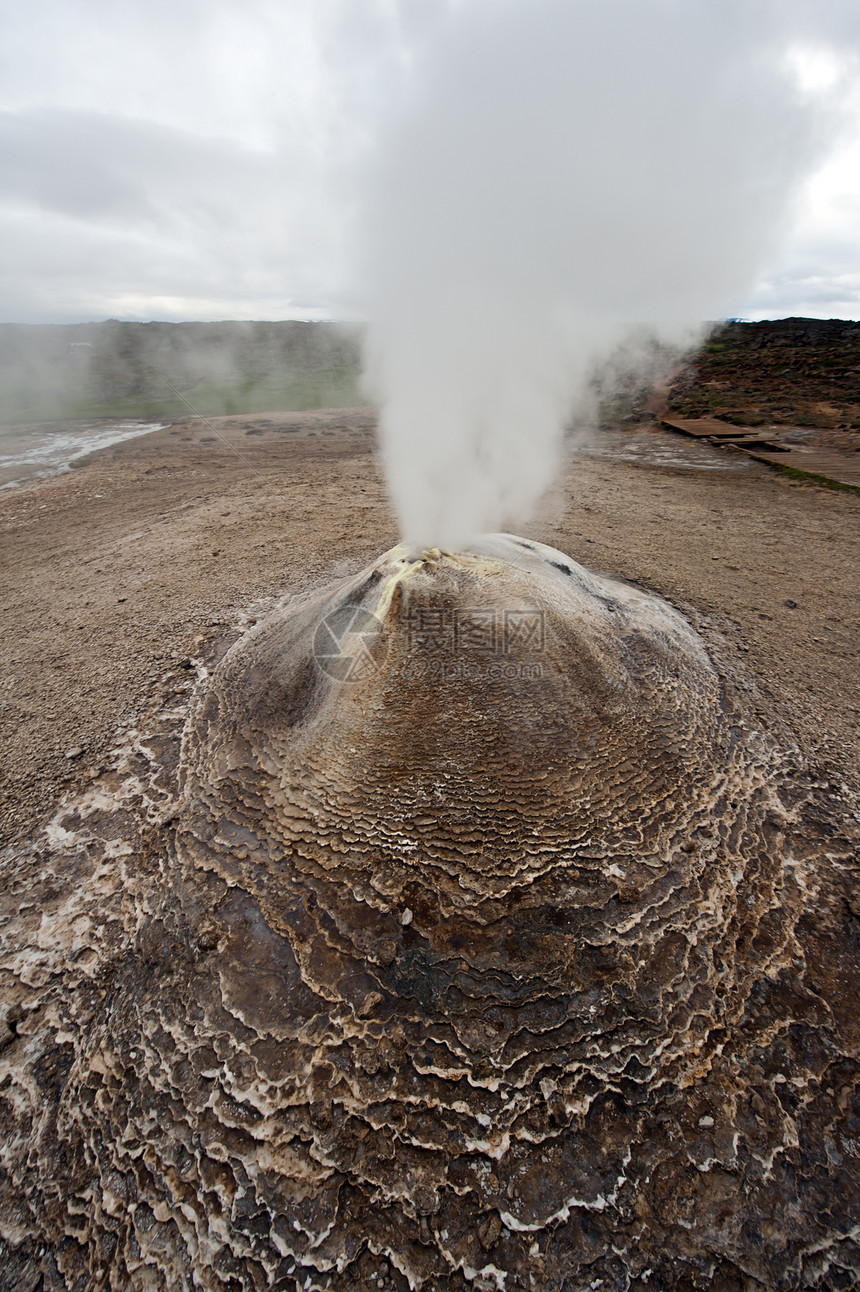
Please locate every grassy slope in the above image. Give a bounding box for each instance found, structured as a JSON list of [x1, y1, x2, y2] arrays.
[[5, 316, 859, 432], [0, 320, 366, 424], [666, 318, 860, 429]]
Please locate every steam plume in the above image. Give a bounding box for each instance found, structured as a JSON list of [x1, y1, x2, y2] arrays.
[[360, 0, 848, 550]]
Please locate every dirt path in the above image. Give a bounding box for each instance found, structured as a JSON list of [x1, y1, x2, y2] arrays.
[[1, 408, 858, 845]]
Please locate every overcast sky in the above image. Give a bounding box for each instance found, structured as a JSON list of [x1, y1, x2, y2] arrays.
[[1, 0, 858, 324]]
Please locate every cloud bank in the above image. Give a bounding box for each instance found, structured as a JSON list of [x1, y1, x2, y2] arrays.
[[0, 0, 857, 325]]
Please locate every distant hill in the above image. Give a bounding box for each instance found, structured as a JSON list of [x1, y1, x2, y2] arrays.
[[667, 318, 860, 431], [5, 315, 858, 434], [0, 320, 365, 424]]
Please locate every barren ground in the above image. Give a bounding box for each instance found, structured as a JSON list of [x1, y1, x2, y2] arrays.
[[1, 407, 858, 846]]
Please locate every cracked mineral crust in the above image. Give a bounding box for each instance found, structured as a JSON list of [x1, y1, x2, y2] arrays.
[[1, 535, 858, 1291]]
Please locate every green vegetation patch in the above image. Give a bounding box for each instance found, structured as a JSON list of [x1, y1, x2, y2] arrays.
[[667, 318, 860, 429], [768, 462, 860, 494], [0, 320, 367, 424]]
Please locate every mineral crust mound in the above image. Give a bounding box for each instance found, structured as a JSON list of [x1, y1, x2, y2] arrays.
[[1, 535, 858, 1291]]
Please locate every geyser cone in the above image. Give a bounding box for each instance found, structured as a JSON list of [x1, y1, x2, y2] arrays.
[[3, 537, 857, 1292], [181, 534, 725, 907], [166, 537, 858, 1287]]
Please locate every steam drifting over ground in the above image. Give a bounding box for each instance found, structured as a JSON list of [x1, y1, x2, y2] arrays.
[[360, 0, 854, 550]]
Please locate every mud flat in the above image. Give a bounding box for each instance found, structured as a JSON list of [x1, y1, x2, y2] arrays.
[[0, 406, 858, 846]]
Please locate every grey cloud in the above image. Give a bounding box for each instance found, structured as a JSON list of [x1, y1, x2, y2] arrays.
[[0, 0, 415, 321], [0, 106, 350, 320], [0, 110, 176, 225], [0, 0, 857, 325]]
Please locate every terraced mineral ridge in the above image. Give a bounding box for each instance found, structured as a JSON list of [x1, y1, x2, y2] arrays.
[[1, 536, 858, 1291]]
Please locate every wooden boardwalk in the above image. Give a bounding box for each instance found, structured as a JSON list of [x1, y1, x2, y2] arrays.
[[660, 417, 860, 488]]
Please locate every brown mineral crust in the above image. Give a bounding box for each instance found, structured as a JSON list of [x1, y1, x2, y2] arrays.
[[0, 536, 858, 1291]]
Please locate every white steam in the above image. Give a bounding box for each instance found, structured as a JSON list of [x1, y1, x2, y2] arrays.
[[359, 0, 850, 550]]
